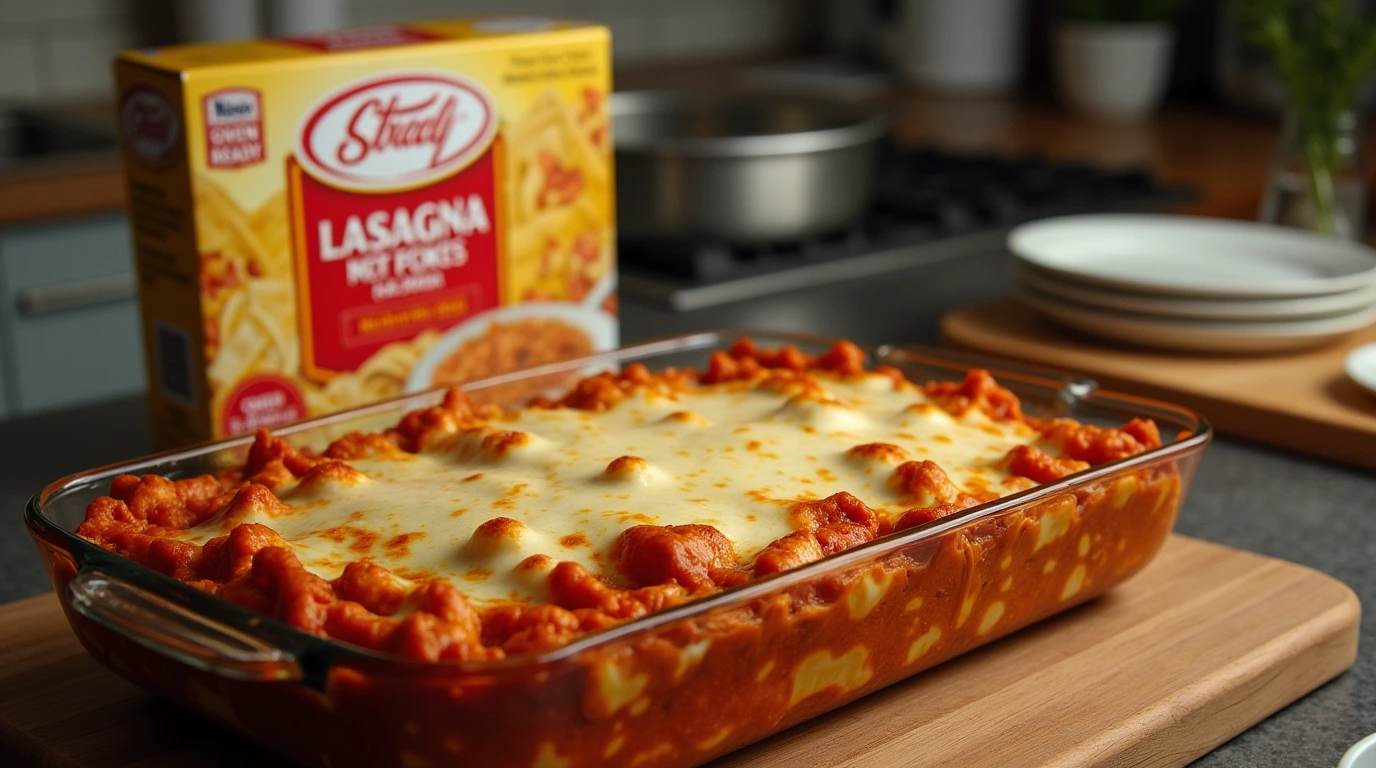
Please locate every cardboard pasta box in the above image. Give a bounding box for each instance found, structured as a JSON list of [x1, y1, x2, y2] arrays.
[[114, 18, 616, 448]]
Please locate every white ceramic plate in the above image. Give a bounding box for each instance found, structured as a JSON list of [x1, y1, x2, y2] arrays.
[[1017, 265, 1376, 321], [404, 302, 619, 394], [1009, 214, 1376, 298], [1345, 342, 1376, 397], [1017, 286, 1376, 354]]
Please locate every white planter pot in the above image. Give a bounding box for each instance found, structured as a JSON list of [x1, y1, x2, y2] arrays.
[[176, 0, 259, 42], [266, 0, 345, 37], [898, 0, 1026, 94], [1055, 22, 1176, 121]]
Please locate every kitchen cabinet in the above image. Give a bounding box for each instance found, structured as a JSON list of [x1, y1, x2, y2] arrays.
[[0, 214, 144, 416]]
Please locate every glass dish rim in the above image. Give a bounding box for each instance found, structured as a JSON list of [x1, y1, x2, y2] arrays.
[[25, 329, 1213, 675]]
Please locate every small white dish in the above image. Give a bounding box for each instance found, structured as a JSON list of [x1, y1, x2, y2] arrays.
[[1017, 286, 1376, 354], [1009, 214, 1376, 299], [1018, 265, 1376, 321], [1340, 732, 1376, 768], [405, 302, 619, 394], [1345, 342, 1376, 397]]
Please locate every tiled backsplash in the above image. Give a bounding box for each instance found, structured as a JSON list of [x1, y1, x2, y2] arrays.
[[0, 0, 816, 102], [0, 1, 168, 100]]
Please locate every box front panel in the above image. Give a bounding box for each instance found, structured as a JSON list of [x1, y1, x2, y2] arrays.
[[151, 24, 613, 441]]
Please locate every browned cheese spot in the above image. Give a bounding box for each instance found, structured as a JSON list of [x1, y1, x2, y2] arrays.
[[319, 524, 381, 555], [463, 566, 494, 582], [846, 442, 912, 466], [384, 532, 425, 558], [602, 455, 653, 483], [296, 460, 367, 492], [473, 517, 524, 540], [517, 554, 556, 572]]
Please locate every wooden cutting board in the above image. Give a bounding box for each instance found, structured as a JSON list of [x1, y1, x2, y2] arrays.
[[941, 299, 1376, 472], [0, 536, 1359, 768]]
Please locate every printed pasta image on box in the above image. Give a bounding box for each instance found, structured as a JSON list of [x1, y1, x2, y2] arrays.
[[115, 18, 615, 447]]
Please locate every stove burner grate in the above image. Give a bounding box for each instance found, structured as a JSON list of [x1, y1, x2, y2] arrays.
[[619, 142, 1190, 285]]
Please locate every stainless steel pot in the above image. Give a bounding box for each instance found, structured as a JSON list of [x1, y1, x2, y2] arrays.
[[611, 91, 887, 244]]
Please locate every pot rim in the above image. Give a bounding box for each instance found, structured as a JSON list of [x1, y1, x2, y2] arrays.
[[611, 90, 888, 159]]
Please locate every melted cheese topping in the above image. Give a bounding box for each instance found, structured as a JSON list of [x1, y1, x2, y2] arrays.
[[181, 372, 1041, 605]]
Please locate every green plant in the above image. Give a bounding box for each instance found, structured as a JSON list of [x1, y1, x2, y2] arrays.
[[1245, 0, 1376, 235], [1057, 0, 1191, 23]]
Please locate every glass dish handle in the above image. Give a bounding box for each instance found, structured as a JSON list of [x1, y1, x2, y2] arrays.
[[68, 570, 303, 682]]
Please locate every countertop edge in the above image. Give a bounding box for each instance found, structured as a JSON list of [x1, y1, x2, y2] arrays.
[[0, 160, 126, 227]]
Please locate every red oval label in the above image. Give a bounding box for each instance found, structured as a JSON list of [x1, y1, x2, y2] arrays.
[[221, 375, 307, 437], [295, 73, 498, 191], [120, 84, 181, 166]]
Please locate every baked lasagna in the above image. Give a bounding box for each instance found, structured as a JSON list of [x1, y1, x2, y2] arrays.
[[77, 339, 1168, 665]]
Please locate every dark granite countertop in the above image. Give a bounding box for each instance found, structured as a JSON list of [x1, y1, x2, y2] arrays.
[[2, 392, 1372, 767]]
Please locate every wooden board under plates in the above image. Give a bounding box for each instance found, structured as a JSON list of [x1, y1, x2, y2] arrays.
[[0, 536, 1359, 767], [941, 299, 1376, 472]]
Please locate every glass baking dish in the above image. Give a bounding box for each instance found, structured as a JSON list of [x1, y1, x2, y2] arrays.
[[25, 330, 1211, 768]]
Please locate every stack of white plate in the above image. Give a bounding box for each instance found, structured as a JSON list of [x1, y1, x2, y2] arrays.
[[1008, 215, 1376, 354]]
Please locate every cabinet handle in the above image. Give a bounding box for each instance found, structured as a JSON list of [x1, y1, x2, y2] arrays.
[[17, 273, 136, 316]]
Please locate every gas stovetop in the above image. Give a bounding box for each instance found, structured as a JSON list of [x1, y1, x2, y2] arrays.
[[618, 141, 1194, 311]]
